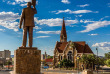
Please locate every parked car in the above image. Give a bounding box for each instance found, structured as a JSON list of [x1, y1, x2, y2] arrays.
[[43, 66, 49, 69]]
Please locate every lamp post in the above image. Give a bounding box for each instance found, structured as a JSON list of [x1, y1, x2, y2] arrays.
[[77, 56, 79, 74], [58, 61, 60, 74], [96, 48, 98, 73]]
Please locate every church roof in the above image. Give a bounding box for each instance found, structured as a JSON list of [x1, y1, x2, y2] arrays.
[[84, 44, 93, 53], [60, 17, 67, 37], [55, 41, 93, 54], [56, 42, 68, 53]]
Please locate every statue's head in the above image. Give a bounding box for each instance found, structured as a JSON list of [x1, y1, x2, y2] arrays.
[[27, 2, 31, 7]]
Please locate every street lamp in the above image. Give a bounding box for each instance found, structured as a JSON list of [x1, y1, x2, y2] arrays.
[[96, 47, 98, 73], [77, 56, 79, 74], [58, 61, 60, 74]]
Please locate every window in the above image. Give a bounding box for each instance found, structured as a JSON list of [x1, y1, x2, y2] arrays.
[[61, 56, 62, 60], [67, 51, 72, 61]]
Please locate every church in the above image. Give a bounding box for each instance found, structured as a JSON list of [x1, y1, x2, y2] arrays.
[[53, 17, 93, 68]]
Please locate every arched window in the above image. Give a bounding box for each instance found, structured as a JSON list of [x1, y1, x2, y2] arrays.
[[61, 56, 62, 60], [67, 51, 72, 61]]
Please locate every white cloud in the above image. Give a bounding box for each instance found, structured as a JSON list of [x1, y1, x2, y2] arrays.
[[88, 34, 98, 36], [77, 4, 90, 7], [7, 0, 38, 6], [20, 1, 38, 6], [35, 36, 50, 39], [92, 42, 110, 50], [0, 21, 19, 32], [34, 18, 78, 26], [20, 3, 27, 6], [52, 9, 98, 14], [107, 3, 110, 7], [2, 0, 5, 2], [61, 0, 70, 4], [15, 0, 32, 2], [0, 12, 20, 32], [36, 31, 61, 34], [34, 26, 41, 30], [0, 29, 5, 32], [80, 21, 110, 33], [75, 15, 83, 17], [80, 19, 95, 23], [100, 16, 109, 21], [0, 12, 19, 21], [7, 1, 16, 5]]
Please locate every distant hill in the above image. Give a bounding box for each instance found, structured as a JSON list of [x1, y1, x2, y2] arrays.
[[11, 55, 14, 58]]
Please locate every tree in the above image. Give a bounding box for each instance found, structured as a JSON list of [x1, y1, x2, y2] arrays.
[[59, 59, 74, 68], [5, 61, 12, 69], [106, 59, 110, 67], [104, 52, 110, 67], [79, 55, 89, 69], [98, 57, 105, 66], [105, 52, 110, 59], [87, 54, 96, 69], [47, 56, 53, 59], [79, 54, 105, 70]]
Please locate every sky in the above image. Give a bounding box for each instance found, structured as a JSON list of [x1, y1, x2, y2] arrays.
[[0, 0, 110, 56]]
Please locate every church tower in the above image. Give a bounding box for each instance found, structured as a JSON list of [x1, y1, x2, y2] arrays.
[[60, 17, 67, 42]]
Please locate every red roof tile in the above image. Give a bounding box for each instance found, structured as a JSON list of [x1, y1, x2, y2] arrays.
[[74, 41, 85, 46], [55, 41, 93, 54], [56, 42, 68, 53], [45, 58, 53, 62], [83, 44, 93, 53], [74, 42, 85, 53]]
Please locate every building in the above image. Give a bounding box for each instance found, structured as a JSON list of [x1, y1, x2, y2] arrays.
[[53, 17, 93, 68], [41, 51, 50, 61], [0, 50, 12, 69], [0, 50, 11, 59], [45, 58, 53, 67]]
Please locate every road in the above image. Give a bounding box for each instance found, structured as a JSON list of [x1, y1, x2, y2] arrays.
[[0, 71, 10, 74]]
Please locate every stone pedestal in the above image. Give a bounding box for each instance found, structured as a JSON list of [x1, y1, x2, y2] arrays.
[[14, 47, 41, 74]]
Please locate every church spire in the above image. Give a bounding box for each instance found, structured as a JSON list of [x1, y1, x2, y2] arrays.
[[60, 17, 67, 42]]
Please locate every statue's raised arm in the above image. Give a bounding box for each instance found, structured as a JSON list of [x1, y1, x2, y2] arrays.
[[32, 0, 36, 9]]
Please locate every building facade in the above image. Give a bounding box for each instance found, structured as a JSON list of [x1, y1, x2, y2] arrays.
[[0, 50, 11, 69], [41, 51, 50, 61], [0, 50, 11, 59], [53, 17, 93, 68], [45, 58, 53, 67]]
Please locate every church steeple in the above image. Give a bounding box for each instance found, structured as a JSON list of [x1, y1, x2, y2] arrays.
[[60, 17, 67, 42]]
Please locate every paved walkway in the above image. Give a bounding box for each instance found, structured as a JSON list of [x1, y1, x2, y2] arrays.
[[9, 71, 81, 74], [0, 71, 110, 74], [0, 71, 10, 74]]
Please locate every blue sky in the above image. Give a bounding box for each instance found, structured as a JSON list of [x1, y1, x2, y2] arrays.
[[0, 0, 110, 56]]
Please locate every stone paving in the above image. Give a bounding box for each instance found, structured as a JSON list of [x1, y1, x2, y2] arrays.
[[1, 71, 81, 74], [0, 71, 110, 74]]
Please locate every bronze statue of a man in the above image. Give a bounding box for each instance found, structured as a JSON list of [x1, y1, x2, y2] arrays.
[[19, 2, 37, 48]]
